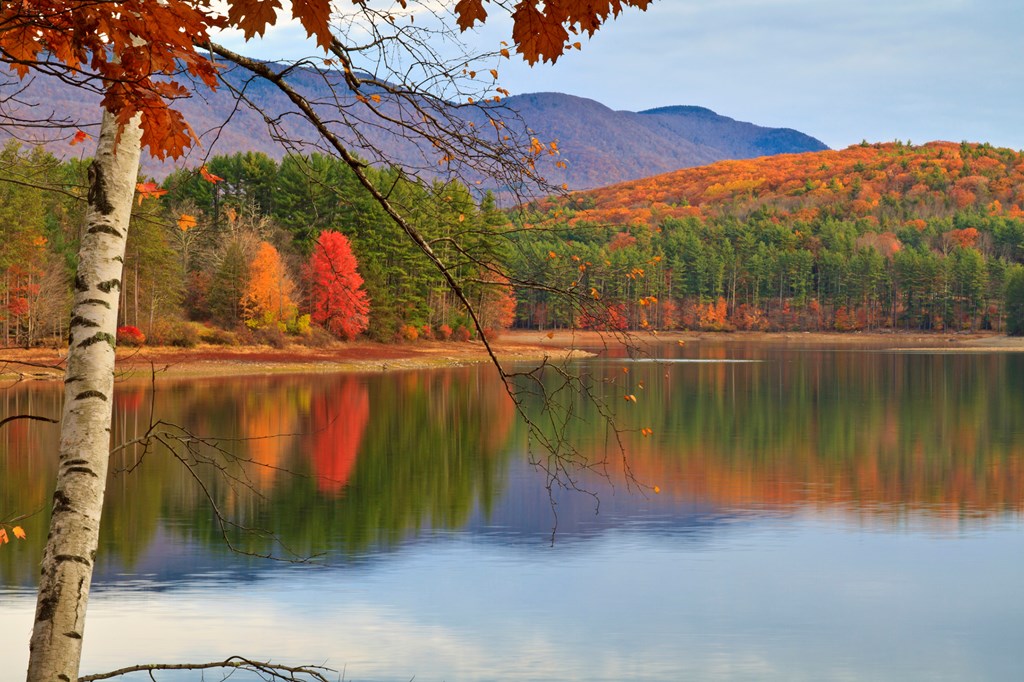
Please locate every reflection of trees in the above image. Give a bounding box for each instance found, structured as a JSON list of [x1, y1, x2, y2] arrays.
[[3, 350, 1022, 584], [0, 381, 62, 585], [266, 368, 516, 554], [594, 349, 1024, 518], [309, 381, 369, 494], [0, 368, 517, 580]]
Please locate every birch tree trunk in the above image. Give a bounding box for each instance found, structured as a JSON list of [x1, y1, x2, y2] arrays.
[[27, 109, 142, 682]]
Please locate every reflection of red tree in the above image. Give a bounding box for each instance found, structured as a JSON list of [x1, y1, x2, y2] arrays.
[[310, 379, 369, 494], [114, 387, 146, 413]]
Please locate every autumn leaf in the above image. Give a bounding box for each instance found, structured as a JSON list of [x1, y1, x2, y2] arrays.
[[200, 165, 224, 183], [454, 0, 488, 31], [70, 130, 92, 146], [178, 214, 198, 231], [226, 0, 284, 41], [290, 0, 334, 50], [624, 394, 636, 402], [653, 485, 661, 494], [136, 181, 168, 204], [12, 526, 26, 540], [511, 2, 569, 65], [0, 528, 7, 545]]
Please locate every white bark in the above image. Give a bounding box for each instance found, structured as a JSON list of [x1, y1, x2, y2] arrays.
[[27, 110, 141, 682]]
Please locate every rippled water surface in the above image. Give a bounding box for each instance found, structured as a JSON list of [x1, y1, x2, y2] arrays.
[[2, 340, 1022, 680]]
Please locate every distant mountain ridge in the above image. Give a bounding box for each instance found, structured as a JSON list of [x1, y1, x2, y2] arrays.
[[1, 68, 828, 191], [498, 93, 827, 189]]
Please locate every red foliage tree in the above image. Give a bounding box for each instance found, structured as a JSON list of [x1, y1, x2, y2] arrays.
[[308, 231, 370, 340]]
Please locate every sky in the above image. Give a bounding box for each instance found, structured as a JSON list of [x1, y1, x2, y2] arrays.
[[218, 0, 1024, 152]]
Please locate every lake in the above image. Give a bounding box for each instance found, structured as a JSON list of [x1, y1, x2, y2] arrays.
[[2, 339, 1023, 680]]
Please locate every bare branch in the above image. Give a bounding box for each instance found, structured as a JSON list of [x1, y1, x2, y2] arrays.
[[78, 656, 337, 682], [0, 413, 59, 429]]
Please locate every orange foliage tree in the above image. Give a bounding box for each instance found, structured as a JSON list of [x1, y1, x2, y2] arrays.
[[475, 272, 518, 337], [242, 242, 298, 329]]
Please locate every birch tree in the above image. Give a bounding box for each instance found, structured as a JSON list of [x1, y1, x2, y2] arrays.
[[25, 109, 142, 681]]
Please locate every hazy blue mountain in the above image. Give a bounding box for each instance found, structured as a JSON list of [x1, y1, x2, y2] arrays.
[[2, 68, 828, 192]]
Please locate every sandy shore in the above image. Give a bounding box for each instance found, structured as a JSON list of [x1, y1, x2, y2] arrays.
[[2, 330, 1023, 382]]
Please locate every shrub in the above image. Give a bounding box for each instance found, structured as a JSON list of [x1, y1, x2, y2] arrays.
[[198, 327, 238, 346], [286, 314, 312, 336], [398, 324, 419, 342], [147, 320, 198, 348], [420, 324, 433, 340], [116, 325, 145, 347], [255, 325, 288, 349], [436, 324, 453, 341], [295, 326, 336, 348], [452, 325, 471, 342]]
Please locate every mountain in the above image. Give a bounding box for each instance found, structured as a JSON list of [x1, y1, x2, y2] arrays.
[[485, 93, 827, 190], [1, 67, 827, 191]]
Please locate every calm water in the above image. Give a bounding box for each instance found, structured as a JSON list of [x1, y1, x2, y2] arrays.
[[1, 340, 1023, 680]]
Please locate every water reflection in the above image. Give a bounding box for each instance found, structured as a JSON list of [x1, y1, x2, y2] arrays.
[[2, 343, 1024, 680], [2, 346, 1023, 583]]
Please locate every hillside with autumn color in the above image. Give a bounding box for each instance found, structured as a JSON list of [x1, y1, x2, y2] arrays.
[[512, 141, 1024, 334]]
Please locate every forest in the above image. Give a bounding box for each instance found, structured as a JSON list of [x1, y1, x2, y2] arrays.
[[3, 138, 1024, 348], [519, 140, 1024, 334], [0, 142, 516, 347]]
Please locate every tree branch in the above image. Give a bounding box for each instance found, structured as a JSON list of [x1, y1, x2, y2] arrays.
[[78, 656, 336, 681]]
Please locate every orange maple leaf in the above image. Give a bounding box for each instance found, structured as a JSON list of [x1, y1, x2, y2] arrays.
[[136, 182, 168, 204], [70, 130, 92, 146], [454, 0, 488, 31], [226, 0, 284, 41], [178, 214, 198, 231], [12, 526, 26, 540], [290, 0, 333, 50], [200, 165, 224, 183], [511, 3, 569, 65]]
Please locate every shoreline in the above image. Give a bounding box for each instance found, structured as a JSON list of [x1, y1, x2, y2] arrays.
[[2, 330, 1023, 382]]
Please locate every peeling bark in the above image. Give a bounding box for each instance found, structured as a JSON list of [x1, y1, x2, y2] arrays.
[[26, 110, 142, 682]]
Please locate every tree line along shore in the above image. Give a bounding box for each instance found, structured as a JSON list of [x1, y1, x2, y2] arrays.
[[3, 140, 1024, 351]]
